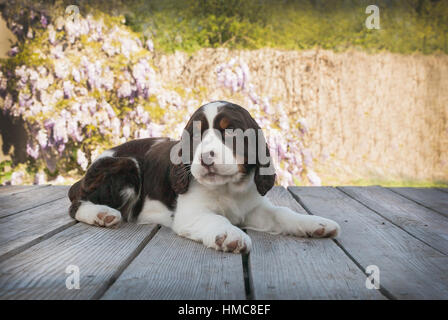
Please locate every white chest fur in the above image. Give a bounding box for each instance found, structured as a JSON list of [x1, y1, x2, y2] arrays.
[[183, 179, 261, 226]]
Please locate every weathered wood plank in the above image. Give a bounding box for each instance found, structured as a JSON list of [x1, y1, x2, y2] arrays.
[[0, 185, 46, 196], [289, 187, 448, 299], [339, 186, 448, 255], [388, 187, 448, 218], [0, 223, 157, 299], [0, 197, 75, 262], [248, 187, 384, 300], [102, 226, 246, 300], [0, 185, 69, 218]]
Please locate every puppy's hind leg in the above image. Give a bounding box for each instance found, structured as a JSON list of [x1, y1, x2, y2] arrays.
[[243, 198, 340, 238], [68, 156, 140, 228]]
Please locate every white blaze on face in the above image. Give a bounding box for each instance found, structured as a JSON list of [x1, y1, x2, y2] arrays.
[[203, 101, 221, 125], [191, 102, 240, 185]]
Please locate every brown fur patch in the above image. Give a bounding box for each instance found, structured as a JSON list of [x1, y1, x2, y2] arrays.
[[226, 240, 239, 252], [97, 212, 106, 220], [237, 164, 247, 173], [219, 117, 230, 130], [313, 227, 325, 237], [104, 215, 115, 224], [68, 200, 82, 219], [215, 234, 226, 246]]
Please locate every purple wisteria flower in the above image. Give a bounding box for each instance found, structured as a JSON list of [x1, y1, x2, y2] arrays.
[[72, 68, 81, 83], [10, 171, 24, 185], [117, 81, 132, 98], [146, 39, 154, 52], [26, 143, 39, 159], [27, 27, 34, 39], [77, 149, 89, 171], [216, 57, 319, 186], [307, 170, 322, 186], [10, 22, 24, 37], [34, 172, 46, 185], [37, 129, 48, 148], [67, 120, 82, 142], [8, 47, 19, 56], [40, 15, 48, 28], [51, 45, 64, 59], [54, 60, 69, 79], [63, 81, 74, 98], [111, 118, 121, 136], [122, 124, 131, 139], [148, 122, 164, 137], [53, 117, 69, 144], [48, 25, 56, 44], [0, 71, 7, 91]]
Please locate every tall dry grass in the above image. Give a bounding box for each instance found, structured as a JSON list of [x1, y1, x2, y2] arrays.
[[155, 48, 448, 184]]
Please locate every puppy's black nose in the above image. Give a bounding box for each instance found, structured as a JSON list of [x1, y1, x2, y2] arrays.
[[200, 151, 215, 167]]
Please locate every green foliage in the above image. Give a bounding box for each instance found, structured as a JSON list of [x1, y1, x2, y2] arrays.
[[12, 0, 445, 54], [0, 160, 13, 185], [115, 0, 448, 54]]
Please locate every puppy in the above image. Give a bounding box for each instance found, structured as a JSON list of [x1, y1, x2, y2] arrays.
[[68, 101, 340, 253]]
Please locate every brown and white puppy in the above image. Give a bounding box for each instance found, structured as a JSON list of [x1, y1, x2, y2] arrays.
[[68, 101, 340, 253]]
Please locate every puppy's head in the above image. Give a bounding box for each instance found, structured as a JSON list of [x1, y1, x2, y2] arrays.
[[170, 101, 276, 195]]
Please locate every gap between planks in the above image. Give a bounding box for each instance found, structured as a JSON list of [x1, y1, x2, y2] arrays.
[[0, 185, 69, 219], [92, 225, 160, 299], [241, 232, 254, 300], [0, 197, 77, 263], [387, 187, 448, 219], [336, 186, 448, 255], [248, 187, 384, 300], [286, 187, 394, 300], [0, 185, 50, 196], [5, 186, 444, 299], [101, 226, 246, 300], [0, 223, 160, 299], [288, 186, 448, 299]]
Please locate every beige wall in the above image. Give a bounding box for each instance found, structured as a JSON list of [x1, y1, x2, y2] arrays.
[[155, 48, 448, 183], [0, 17, 15, 162], [0, 16, 15, 58]]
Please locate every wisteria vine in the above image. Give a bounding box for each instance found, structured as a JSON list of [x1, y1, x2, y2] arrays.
[[0, 8, 320, 186]]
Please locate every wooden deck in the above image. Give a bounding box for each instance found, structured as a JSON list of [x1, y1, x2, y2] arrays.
[[0, 185, 447, 300]]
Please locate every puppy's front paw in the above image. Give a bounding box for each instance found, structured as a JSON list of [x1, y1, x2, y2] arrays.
[[306, 217, 340, 238], [94, 207, 122, 228], [212, 227, 252, 253]]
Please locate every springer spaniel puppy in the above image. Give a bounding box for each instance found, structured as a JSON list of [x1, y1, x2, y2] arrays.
[[68, 101, 340, 253]]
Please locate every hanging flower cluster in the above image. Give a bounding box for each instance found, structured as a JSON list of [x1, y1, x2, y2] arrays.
[[216, 58, 321, 186], [0, 9, 199, 184]]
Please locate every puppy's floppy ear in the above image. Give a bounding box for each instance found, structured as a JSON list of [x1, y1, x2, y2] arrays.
[[170, 162, 190, 194], [254, 132, 276, 196], [169, 141, 191, 194], [244, 111, 276, 196]]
